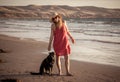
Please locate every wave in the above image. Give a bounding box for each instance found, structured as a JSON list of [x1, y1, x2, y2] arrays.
[[0, 19, 50, 28], [0, 25, 49, 31], [76, 39, 120, 44], [1, 26, 40, 30], [72, 29, 120, 37], [0, 21, 6, 24], [83, 33, 120, 37], [0, 31, 29, 32], [4, 22, 46, 27], [84, 29, 120, 34], [68, 18, 120, 24]]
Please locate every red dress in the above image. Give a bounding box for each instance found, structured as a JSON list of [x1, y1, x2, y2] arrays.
[[53, 24, 71, 56]]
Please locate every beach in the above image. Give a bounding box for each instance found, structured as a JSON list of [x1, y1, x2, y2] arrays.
[[0, 19, 120, 67], [0, 34, 120, 82]]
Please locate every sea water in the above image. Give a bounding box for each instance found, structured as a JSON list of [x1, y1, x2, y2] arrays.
[[0, 18, 120, 67]]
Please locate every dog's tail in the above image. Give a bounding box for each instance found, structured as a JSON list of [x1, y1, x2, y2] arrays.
[[30, 72, 40, 75]]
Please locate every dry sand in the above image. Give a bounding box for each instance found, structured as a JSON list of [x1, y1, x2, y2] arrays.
[[0, 34, 120, 82]]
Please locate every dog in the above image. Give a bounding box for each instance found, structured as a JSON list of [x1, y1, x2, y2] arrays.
[[39, 52, 55, 75]]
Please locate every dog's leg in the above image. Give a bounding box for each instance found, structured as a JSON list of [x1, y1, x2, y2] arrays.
[[43, 68, 46, 75], [49, 68, 51, 75], [39, 65, 44, 75], [49, 67, 53, 75]]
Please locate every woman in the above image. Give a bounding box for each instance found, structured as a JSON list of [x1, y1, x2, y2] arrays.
[[48, 14, 75, 76]]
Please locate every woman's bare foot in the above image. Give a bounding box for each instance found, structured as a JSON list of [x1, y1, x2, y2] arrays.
[[66, 73, 73, 76], [59, 72, 63, 75]]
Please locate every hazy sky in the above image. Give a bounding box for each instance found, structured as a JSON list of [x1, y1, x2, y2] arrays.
[[0, 0, 120, 8]]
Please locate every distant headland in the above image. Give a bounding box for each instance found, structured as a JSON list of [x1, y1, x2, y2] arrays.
[[0, 5, 120, 19]]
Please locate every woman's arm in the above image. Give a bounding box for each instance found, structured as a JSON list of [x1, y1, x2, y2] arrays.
[[64, 23, 75, 44], [48, 24, 54, 51], [67, 29, 75, 44]]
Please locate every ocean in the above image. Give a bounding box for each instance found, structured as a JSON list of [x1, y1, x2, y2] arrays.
[[0, 18, 120, 67]]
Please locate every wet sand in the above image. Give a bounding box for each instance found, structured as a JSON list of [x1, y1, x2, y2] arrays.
[[0, 34, 120, 82]]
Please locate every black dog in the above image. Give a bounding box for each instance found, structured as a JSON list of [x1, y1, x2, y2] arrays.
[[39, 52, 55, 75], [30, 52, 55, 75]]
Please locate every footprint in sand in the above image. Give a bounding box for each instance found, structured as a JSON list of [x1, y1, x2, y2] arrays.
[[0, 49, 11, 53], [0, 49, 7, 53]]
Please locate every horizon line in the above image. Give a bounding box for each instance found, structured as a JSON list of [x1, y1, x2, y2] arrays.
[[0, 4, 120, 9]]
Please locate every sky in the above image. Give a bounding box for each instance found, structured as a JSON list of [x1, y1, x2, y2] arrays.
[[0, 0, 120, 8]]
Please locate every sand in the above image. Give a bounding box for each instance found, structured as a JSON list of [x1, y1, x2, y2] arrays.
[[0, 34, 120, 82]]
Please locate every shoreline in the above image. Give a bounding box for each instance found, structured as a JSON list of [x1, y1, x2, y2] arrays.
[[0, 34, 120, 82], [1, 34, 120, 67]]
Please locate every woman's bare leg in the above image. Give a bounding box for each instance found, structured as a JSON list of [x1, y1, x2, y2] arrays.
[[56, 55, 62, 75], [64, 55, 72, 76]]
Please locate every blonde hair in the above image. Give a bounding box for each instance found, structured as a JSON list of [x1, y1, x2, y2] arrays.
[[52, 14, 63, 25]]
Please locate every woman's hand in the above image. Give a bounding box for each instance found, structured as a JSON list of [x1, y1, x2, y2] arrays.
[[48, 44, 51, 51], [70, 37, 75, 44], [72, 38, 75, 44]]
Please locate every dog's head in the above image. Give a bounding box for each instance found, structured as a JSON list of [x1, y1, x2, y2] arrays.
[[49, 52, 54, 58], [47, 52, 55, 63]]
